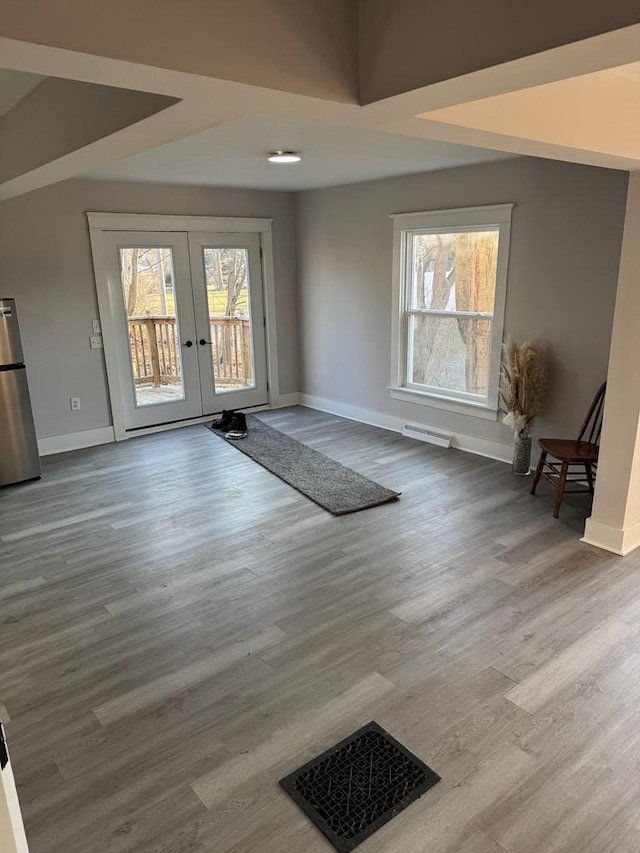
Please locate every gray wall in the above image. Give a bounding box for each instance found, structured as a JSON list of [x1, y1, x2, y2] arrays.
[[0, 158, 628, 453], [295, 157, 628, 452], [0, 80, 176, 183], [359, 0, 640, 103], [0, 0, 358, 103], [0, 178, 298, 439]]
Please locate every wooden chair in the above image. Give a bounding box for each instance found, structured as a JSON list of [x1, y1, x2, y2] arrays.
[[530, 382, 606, 518]]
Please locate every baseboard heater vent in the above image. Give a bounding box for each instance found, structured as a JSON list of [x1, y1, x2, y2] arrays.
[[402, 423, 453, 448]]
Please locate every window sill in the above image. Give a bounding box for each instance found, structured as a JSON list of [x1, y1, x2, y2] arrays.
[[388, 386, 499, 421]]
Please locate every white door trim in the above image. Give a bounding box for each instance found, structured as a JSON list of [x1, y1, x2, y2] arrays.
[[87, 212, 273, 233], [0, 724, 29, 853], [87, 213, 280, 441]]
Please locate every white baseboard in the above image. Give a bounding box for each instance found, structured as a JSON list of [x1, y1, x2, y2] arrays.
[[35, 398, 300, 454], [582, 516, 640, 556], [270, 392, 300, 409], [299, 393, 513, 464], [36, 394, 513, 467], [38, 426, 115, 456]]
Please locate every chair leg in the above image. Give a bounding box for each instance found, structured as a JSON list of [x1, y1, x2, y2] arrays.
[[554, 461, 569, 518], [585, 463, 595, 496], [530, 451, 547, 495]]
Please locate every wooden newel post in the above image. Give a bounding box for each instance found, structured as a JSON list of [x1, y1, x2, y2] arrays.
[[0, 723, 29, 852], [145, 318, 161, 388]]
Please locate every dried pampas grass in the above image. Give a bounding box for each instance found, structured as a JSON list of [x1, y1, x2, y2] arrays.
[[500, 338, 547, 437]]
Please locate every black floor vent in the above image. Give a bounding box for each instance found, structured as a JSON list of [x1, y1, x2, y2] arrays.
[[279, 721, 440, 852]]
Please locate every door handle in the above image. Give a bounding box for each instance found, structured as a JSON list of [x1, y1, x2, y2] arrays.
[[183, 340, 193, 348], [199, 339, 213, 346]]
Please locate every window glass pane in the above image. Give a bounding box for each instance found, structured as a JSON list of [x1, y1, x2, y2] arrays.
[[410, 230, 500, 313], [408, 315, 492, 396], [202, 247, 255, 393], [119, 247, 185, 407]]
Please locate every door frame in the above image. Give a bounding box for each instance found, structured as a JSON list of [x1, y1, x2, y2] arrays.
[[87, 212, 279, 441]]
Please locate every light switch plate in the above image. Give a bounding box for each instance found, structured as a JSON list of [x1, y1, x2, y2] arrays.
[[92, 319, 101, 334]]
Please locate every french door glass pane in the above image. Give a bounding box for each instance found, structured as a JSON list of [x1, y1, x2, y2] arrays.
[[408, 315, 492, 395], [202, 247, 255, 393], [119, 247, 185, 407]]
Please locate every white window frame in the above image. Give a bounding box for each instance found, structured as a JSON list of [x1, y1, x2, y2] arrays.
[[389, 204, 513, 420]]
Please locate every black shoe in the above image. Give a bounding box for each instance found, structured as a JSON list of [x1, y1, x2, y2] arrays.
[[211, 410, 235, 430], [225, 412, 248, 439]]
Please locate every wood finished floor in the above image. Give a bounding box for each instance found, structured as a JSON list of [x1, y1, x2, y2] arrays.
[[1, 406, 639, 853]]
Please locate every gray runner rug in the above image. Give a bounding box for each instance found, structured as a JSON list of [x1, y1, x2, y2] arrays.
[[208, 415, 400, 515]]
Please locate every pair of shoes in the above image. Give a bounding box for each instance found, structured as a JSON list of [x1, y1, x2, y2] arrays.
[[225, 412, 248, 440], [211, 410, 235, 430]]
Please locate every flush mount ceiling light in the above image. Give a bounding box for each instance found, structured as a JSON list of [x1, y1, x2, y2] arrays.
[[268, 150, 302, 164]]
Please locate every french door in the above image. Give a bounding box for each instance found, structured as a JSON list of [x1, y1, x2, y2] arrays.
[[99, 229, 268, 432], [189, 233, 267, 416]]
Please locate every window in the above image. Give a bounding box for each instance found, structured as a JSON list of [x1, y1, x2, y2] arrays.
[[390, 204, 513, 419]]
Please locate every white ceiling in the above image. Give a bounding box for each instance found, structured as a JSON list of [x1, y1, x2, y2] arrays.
[[0, 68, 45, 117], [82, 115, 512, 191], [420, 60, 640, 165], [608, 60, 640, 83], [4, 22, 639, 201]]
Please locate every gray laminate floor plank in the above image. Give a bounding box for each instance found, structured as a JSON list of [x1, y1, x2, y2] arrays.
[[0, 408, 639, 852]]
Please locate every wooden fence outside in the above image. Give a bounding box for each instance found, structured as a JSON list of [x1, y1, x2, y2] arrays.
[[128, 315, 252, 389]]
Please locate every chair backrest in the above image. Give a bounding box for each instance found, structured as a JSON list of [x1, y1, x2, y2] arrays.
[[578, 381, 606, 445]]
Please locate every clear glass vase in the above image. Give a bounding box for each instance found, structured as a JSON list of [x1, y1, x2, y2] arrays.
[[512, 432, 532, 476]]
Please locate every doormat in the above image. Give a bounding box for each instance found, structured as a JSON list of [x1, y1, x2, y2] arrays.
[[279, 721, 440, 852], [208, 416, 400, 515]]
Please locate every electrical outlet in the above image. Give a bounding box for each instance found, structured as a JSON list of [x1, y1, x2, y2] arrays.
[[89, 335, 103, 349], [92, 319, 101, 334], [70, 397, 81, 411]]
